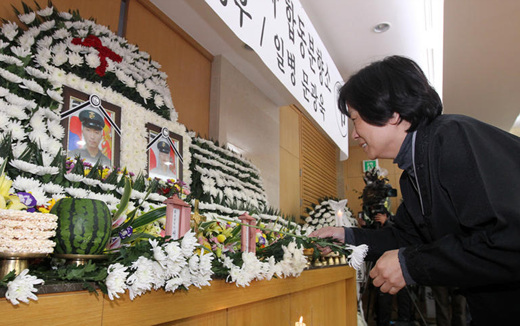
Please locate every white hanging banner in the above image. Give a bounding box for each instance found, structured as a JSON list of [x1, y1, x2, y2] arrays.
[[205, 0, 349, 158]]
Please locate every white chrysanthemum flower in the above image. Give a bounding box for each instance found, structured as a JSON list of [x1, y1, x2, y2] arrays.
[[12, 175, 42, 192], [37, 36, 53, 50], [34, 51, 51, 68], [0, 67, 22, 83], [42, 107, 60, 121], [5, 104, 29, 121], [98, 183, 116, 192], [42, 183, 64, 195], [164, 275, 183, 293], [11, 142, 27, 158], [21, 79, 45, 95], [180, 231, 198, 257], [76, 29, 89, 38], [162, 243, 185, 278], [105, 263, 129, 300], [136, 83, 151, 100], [37, 6, 54, 17], [65, 186, 89, 198], [154, 94, 164, 108], [345, 244, 369, 271], [5, 269, 44, 305], [6, 121, 25, 141], [46, 89, 63, 103], [40, 152, 54, 167], [10, 160, 40, 174], [12, 47, 32, 60], [52, 50, 68, 66], [64, 173, 84, 182], [39, 20, 55, 31], [1, 22, 18, 41], [0, 112, 9, 130], [148, 239, 167, 266], [82, 178, 101, 187], [0, 53, 24, 66], [47, 119, 64, 139], [29, 188, 48, 206], [25, 26, 40, 38], [126, 256, 155, 300], [52, 28, 70, 39], [58, 12, 72, 20], [36, 165, 59, 176], [68, 52, 83, 67], [18, 12, 36, 25], [43, 139, 62, 156], [30, 113, 46, 131]]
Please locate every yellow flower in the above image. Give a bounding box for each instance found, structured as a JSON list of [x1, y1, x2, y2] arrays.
[[6, 195, 26, 210], [0, 173, 26, 210], [217, 234, 226, 243], [101, 168, 110, 179], [0, 173, 13, 198]]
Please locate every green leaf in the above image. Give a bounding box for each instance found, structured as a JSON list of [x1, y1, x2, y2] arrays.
[[112, 177, 132, 221], [130, 206, 166, 230]]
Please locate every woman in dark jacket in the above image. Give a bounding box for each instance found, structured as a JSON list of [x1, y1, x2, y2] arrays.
[[311, 55, 520, 325]]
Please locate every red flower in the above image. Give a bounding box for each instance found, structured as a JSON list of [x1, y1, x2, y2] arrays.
[[72, 35, 122, 77]]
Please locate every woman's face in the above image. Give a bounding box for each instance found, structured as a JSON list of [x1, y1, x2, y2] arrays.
[[349, 108, 409, 160]]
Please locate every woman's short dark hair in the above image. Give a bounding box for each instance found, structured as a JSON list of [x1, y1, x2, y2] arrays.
[[337, 55, 442, 131]]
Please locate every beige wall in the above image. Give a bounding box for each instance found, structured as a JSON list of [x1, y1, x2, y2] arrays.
[[443, 0, 520, 131], [210, 56, 280, 209]]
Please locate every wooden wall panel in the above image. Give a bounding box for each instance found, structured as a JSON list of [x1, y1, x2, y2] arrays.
[[158, 310, 227, 326], [0, 290, 104, 326], [1, 0, 120, 33], [280, 106, 301, 219], [227, 295, 291, 326], [125, 0, 212, 137], [301, 115, 338, 216]]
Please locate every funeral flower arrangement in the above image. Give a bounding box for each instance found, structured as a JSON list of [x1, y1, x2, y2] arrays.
[[0, 0, 192, 186], [302, 197, 357, 234], [190, 137, 297, 231]]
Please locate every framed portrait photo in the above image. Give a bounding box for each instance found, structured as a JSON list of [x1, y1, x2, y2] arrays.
[[61, 86, 121, 167], [146, 123, 183, 182]]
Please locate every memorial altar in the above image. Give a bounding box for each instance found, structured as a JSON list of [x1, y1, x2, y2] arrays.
[[0, 266, 357, 326]]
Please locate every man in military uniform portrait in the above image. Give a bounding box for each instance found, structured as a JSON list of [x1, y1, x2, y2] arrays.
[[69, 109, 111, 166], [150, 140, 176, 180]]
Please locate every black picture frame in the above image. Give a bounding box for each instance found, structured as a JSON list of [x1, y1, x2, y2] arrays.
[[61, 86, 121, 167], [146, 123, 183, 182]]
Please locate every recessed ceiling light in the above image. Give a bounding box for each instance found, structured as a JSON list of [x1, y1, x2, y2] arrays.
[[373, 22, 391, 33]]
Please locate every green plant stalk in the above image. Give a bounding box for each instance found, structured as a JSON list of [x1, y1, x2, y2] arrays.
[[214, 216, 345, 252]]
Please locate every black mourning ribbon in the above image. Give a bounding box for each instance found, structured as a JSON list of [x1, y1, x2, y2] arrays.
[[146, 127, 183, 163], [60, 94, 121, 136]]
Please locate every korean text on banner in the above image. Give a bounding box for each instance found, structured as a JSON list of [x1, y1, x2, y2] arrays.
[[205, 0, 349, 159]]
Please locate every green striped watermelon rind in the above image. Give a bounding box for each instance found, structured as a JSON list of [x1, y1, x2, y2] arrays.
[[51, 198, 112, 255]]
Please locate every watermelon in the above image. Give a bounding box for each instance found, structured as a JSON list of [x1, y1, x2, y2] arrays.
[[51, 198, 112, 254]]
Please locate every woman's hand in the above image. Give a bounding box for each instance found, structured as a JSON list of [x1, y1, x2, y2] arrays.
[[309, 226, 345, 255]]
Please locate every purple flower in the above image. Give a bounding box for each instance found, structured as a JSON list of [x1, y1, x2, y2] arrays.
[[119, 226, 133, 240], [16, 192, 37, 207]]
